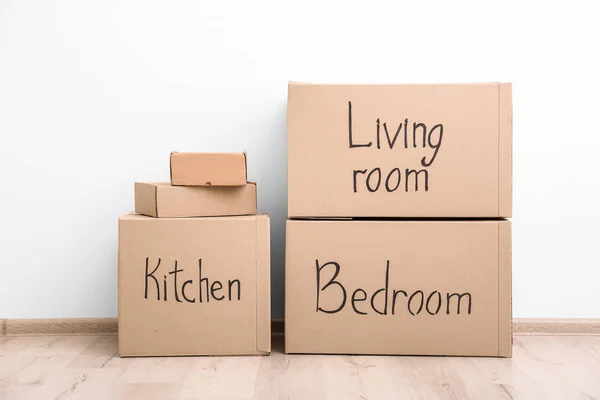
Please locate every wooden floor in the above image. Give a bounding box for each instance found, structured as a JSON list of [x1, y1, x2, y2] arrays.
[[1, 334, 600, 400]]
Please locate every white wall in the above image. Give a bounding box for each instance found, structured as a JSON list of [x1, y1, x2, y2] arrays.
[[1, 0, 599, 319]]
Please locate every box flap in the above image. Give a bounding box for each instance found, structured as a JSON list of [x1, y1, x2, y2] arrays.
[[498, 83, 513, 218], [498, 220, 513, 357], [169, 151, 176, 184], [134, 183, 158, 218], [243, 152, 248, 182], [284, 220, 293, 354], [255, 214, 271, 354]]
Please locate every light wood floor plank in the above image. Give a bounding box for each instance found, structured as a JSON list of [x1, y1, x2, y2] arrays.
[[2, 334, 600, 400]]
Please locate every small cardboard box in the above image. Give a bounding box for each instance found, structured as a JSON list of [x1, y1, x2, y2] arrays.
[[118, 213, 270, 357], [170, 152, 247, 186], [288, 83, 512, 218], [285, 219, 512, 357], [135, 182, 257, 218]]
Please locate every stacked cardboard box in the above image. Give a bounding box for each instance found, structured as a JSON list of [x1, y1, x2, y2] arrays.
[[286, 83, 512, 357], [119, 152, 271, 357]]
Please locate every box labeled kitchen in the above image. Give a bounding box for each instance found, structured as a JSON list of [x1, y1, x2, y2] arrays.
[[285, 219, 512, 357], [135, 182, 257, 218], [170, 152, 247, 186], [288, 83, 512, 218], [118, 213, 270, 356]]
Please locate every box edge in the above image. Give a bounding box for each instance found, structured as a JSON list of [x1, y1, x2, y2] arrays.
[[498, 220, 513, 357], [255, 214, 271, 354]]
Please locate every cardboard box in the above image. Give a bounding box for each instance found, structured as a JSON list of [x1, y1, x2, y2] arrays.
[[118, 213, 270, 356], [288, 83, 512, 218], [170, 152, 247, 186], [285, 219, 512, 357], [135, 182, 257, 218]]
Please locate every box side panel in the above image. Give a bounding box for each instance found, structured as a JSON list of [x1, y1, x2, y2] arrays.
[[118, 216, 259, 356], [169, 152, 175, 184], [287, 83, 300, 218], [286, 220, 501, 356], [243, 152, 248, 182], [134, 183, 158, 218], [498, 220, 513, 357], [159, 183, 257, 218], [170, 152, 247, 186], [117, 217, 127, 355], [284, 220, 295, 354], [498, 83, 513, 218], [288, 83, 501, 218], [256, 215, 271, 354]]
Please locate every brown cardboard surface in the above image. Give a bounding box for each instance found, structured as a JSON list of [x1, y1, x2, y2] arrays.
[[134, 182, 257, 218], [285, 219, 512, 357], [118, 213, 270, 357], [288, 83, 512, 218], [498, 84, 513, 218], [498, 221, 513, 357], [170, 152, 247, 186]]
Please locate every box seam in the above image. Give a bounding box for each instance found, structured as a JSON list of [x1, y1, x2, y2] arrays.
[[255, 217, 259, 353], [244, 152, 248, 183], [254, 216, 269, 355], [497, 221, 512, 357], [117, 220, 122, 355], [497, 84, 501, 218], [497, 83, 512, 218], [169, 152, 175, 185], [284, 220, 290, 354], [497, 222, 500, 356], [154, 186, 158, 217], [287, 84, 292, 219]]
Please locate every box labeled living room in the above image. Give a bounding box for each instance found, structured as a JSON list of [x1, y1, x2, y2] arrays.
[[287, 83, 512, 218]]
